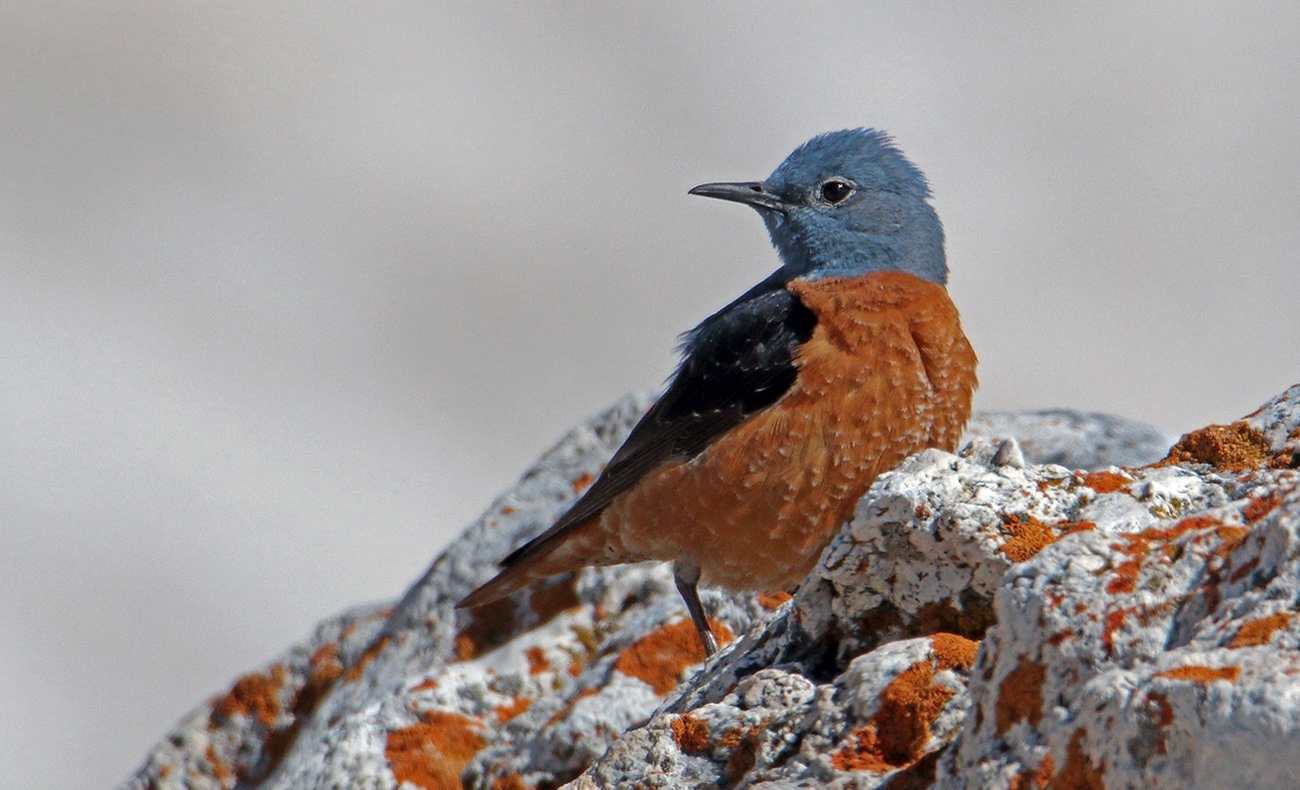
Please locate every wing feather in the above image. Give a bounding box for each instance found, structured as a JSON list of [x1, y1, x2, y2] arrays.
[[495, 270, 817, 570]]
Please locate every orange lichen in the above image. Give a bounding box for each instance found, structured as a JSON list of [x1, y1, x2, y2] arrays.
[[1155, 665, 1241, 683], [671, 713, 711, 753], [831, 660, 956, 772], [1110, 514, 1234, 606], [757, 590, 793, 610], [206, 744, 234, 789], [1200, 525, 1254, 611], [725, 726, 761, 784], [309, 641, 339, 666], [1102, 609, 1128, 654], [1082, 471, 1131, 494], [572, 470, 595, 493], [384, 711, 485, 790], [1243, 491, 1283, 523], [1130, 690, 1177, 760], [1134, 599, 1179, 627], [494, 695, 532, 724], [490, 774, 530, 790], [1047, 629, 1074, 647], [717, 727, 745, 749], [833, 726, 895, 773], [293, 645, 345, 717], [1050, 729, 1104, 790], [1000, 516, 1096, 564], [212, 665, 285, 727], [410, 678, 439, 692], [1011, 754, 1054, 790], [1116, 515, 1219, 558], [1000, 516, 1059, 563], [344, 635, 390, 682], [1147, 690, 1174, 728], [1161, 421, 1270, 470], [1229, 613, 1292, 648], [995, 658, 1046, 735], [500, 506, 517, 515], [1214, 525, 1250, 553], [929, 633, 979, 672], [1228, 557, 1260, 584], [524, 646, 550, 675], [1060, 520, 1097, 536], [1106, 558, 1142, 595], [614, 618, 734, 695]]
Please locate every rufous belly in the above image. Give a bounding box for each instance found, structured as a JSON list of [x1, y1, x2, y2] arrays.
[[565, 271, 978, 591]]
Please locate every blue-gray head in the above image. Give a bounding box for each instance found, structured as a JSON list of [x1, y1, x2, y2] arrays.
[[689, 129, 946, 284]]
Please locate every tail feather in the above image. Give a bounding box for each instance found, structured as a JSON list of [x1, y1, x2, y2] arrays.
[[456, 516, 603, 610], [455, 562, 539, 610]]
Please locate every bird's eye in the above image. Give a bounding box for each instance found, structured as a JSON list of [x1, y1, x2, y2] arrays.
[[818, 178, 854, 205]]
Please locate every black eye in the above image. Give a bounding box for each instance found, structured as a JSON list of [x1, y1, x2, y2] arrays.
[[819, 178, 854, 205]]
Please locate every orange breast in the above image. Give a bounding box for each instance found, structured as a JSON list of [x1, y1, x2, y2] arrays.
[[566, 271, 977, 591]]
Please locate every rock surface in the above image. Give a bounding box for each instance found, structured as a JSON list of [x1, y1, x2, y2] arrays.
[[119, 387, 1300, 790], [964, 410, 1173, 470]]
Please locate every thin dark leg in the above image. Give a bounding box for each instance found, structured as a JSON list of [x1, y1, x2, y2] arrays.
[[673, 559, 718, 657]]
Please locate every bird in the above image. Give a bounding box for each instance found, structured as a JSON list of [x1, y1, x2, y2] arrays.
[[457, 129, 977, 657]]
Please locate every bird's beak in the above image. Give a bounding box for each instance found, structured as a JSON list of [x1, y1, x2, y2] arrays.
[[688, 181, 785, 212]]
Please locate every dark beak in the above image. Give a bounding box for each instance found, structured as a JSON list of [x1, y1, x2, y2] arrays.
[[688, 181, 785, 211]]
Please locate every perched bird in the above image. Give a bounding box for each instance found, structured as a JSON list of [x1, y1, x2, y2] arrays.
[[457, 129, 977, 655]]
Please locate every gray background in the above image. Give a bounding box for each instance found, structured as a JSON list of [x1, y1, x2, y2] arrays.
[[3, 3, 1298, 788]]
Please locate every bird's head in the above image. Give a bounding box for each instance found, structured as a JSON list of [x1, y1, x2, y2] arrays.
[[689, 128, 946, 284]]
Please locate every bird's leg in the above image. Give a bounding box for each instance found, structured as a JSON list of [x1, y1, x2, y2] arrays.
[[673, 559, 718, 657]]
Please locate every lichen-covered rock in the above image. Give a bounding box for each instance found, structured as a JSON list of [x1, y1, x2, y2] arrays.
[[123, 603, 391, 790], [118, 387, 1300, 790], [937, 483, 1300, 790], [121, 393, 773, 790], [572, 634, 978, 790]]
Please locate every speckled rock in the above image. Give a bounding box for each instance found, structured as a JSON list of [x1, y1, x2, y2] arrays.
[[572, 634, 979, 790], [936, 480, 1300, 790], [118, 387, 1300, 790]]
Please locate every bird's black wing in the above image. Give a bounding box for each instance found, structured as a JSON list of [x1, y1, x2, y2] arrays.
[[499, 269, 817, 567]]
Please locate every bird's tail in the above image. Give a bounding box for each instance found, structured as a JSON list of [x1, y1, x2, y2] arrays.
[[455, 563, 537, 610], [455, 518, 601, 610]]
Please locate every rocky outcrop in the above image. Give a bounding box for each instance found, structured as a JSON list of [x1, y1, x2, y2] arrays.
[[120, 386, 1300, 790]]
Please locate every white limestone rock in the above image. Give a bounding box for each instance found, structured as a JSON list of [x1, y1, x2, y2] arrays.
[[937, 479, 1300, 790], [116, 386, 1300, 790]]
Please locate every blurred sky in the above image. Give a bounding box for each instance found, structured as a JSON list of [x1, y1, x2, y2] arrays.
[[3, 3, 1299, 788]]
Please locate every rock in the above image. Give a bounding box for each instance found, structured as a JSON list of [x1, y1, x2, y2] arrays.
[[963, 410, 1174, 470], [118, 387, 1300, 790], [573, 635, 978, 790], [939, 481, 1300, 790]]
